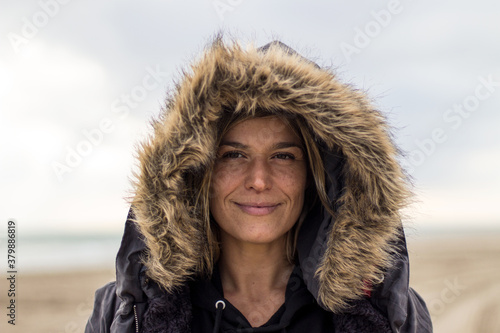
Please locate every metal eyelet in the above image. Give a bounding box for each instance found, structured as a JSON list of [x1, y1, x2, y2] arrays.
[[215, 300, 226, 309]]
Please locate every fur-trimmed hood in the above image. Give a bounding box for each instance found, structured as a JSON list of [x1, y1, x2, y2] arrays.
[[132, 39, 411, 315]]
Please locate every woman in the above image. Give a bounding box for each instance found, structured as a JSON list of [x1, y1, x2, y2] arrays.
[[86, 39, 432, 332]]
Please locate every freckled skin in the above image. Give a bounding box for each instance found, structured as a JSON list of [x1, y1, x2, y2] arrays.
[[210, 116, 307, 245]]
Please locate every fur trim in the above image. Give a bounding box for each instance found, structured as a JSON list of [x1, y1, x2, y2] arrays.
[[131, 38, 410, 313]]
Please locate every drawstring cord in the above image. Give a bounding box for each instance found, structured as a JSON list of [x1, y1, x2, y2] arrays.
[[213, 300, 226, 333]]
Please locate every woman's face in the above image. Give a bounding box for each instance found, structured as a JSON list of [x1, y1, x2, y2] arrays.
[[210, 116, 307, 246]]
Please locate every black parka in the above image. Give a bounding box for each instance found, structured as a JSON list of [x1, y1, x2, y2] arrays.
[[85, 39, 432, 333]]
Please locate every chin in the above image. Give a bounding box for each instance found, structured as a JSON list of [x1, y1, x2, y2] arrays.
[[236, 230, 287, 245]]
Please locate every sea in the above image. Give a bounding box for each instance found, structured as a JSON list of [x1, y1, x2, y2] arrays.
[[1, 226, 498, 274], [1, 233, 122, 273]]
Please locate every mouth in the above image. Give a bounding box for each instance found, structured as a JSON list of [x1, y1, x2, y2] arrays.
[[234, 202, 280, 216]]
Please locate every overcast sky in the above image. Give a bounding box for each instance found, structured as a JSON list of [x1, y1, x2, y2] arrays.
[[1, 0, 499, 235]]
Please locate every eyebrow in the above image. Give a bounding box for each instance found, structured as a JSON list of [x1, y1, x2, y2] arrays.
[[219, 141, 304, 151]]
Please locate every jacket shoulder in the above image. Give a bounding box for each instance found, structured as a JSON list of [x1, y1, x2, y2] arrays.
[[85, 282, 119, 333]]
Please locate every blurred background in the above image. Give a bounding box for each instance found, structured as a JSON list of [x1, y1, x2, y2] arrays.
[[0, 0, 499, 332]]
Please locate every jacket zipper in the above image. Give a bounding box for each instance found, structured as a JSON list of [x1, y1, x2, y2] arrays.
[[133, 304, 139, 333]]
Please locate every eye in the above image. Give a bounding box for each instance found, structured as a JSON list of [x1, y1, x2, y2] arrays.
[[273, 153, 295, 160], [221, 151, 245, 159]]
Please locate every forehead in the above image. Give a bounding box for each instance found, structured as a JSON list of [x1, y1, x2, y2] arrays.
[[222, 116, 301, 144]]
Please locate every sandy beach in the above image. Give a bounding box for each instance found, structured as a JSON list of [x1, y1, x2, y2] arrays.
[[1, 232, 499, 333], [407, 232, 500, 333]]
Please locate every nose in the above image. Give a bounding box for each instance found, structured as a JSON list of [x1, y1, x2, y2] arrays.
[[245, 156, 272, 192]]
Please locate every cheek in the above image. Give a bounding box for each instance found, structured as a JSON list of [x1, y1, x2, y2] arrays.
[[275, 165, 307, 197], [209, 162, 244, 198]]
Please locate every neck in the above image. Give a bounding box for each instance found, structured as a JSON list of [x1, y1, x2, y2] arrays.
[[218, 234, 293, 297]]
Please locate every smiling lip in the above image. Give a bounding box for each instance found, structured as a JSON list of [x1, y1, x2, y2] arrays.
[[234, 202, 280, 216]]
